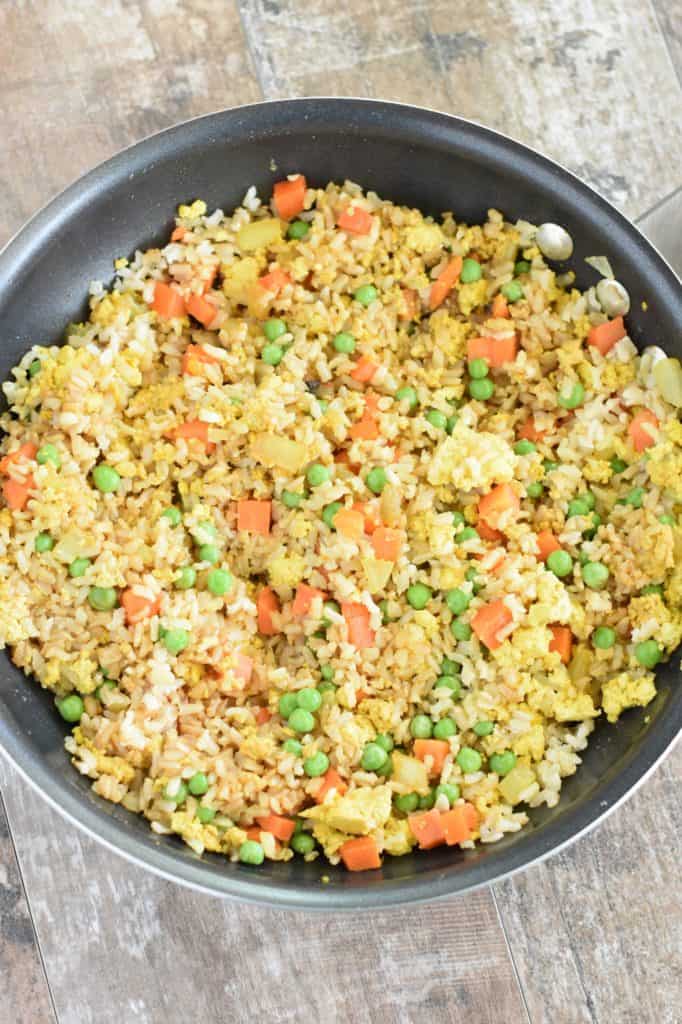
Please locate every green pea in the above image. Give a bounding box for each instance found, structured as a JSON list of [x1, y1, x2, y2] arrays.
[[163, 628, 190, 655], [418, 790, 436, 810], [333, 332, 356, 354], [395, 385, 418, 410], [161, 506, 182, 527], [34, 532, 54, 553], [198, 544, 220, 565], [88, 586, 117, 611], [287, 220, 309, 240], [456, 527, 478, 543], [557, 381, 585, 409], [263, 318, 287, 342], [489, 751, 517, 775], [407, 583, 432, 610], [446, 589, 470, 616], [195, 520, 218, 541], [36, 443, 60, 468], [318, 681, 337, 695], [635, 639, 661, 669], [28, 358, 41, 377], [163, 781, 188, 804], [410, 714, 433, 739], [394, 792, 419, 814], [283, 738, 302, 756], [278, 692, 299, 718], [514, 260, 531, 275], [501, 280, 524, 302], [435, 675, 462, 698], [68, 557, 91, 578], [207, 568, 233, 596], [473, 720, 494, 737], [262, 343, 283, 366], [547, 549, 573, 578], [282, 489, 303, 508], [527, 482, 544, 499], [288, 708, 315, 734], [92, 464, 121, 493], [592, 626, 616, 649], [322, 501, 342, 529], [469, 378, 495, 401], [425, 409, 448, 430], [456, 747, 482, 773], [375, 733, 394, 752], [582, 561, 609, 589], [379, 599, 392, 625], [435, 782, 460, 805], [239, 840, 265, 865], [641, 583, 664, 596], [461, 258, 482, 283], [441, 657, 460, 675], [625, 487, 645, 508], [468, 358, 489, 380], [306, 463, 330, 487], [290, 832, 315, 854], [175, 566, 196, 590], [515, 441, 536, 458], [361, 742, 388, 772], [659, 514, 675, 525], [610, 457, 628, 474], [451, 511, 466, 530], [56, 694, 84, 723], [446, 415, 458, 434], [568, 498, 590, 518], [197, 805, 217, 824], [579, 549, 591, 566], [451, 618, 472, 641], [354, 284, 378, 306], [580, 492, 596, 511], [433, 717, 457, 739], [543, 459, 559, 474], [366, 467, 387, 494], [188, 772, 209, 796], [320, 664, 334, 682], [297, 688, 322, 713], [304, 751, 330, 777]]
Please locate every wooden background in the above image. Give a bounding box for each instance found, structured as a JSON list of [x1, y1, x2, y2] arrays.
[[1, 2, 681, 1022]]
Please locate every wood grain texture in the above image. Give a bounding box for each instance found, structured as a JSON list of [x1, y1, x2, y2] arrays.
[[0, 758, 529, 1024], [0, 789, 56, 1024]]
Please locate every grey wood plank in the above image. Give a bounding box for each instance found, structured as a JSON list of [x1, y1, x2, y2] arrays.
[[0, 787, 56, 1024], [0, 756, 529, 1024]]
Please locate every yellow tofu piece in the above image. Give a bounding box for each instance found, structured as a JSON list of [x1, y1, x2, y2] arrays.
[[601, 672, 657, 723], [302, 785, 392, 835]]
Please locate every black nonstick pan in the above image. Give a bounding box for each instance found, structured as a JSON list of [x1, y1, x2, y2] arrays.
[[0, 99, 679, 909]]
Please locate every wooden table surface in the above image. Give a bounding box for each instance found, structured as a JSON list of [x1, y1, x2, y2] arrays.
[[1, 3, 681, 1022]]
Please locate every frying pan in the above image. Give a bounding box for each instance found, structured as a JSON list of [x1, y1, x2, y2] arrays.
[[0, 99, 680, 909]]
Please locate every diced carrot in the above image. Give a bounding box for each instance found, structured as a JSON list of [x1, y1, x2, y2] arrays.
[[478, 483, 520, 532], [429, 256, 463, 310], [256, 813, 295, 842], [292, 583, 326, 618], [0, 443, 37, 474], [467, 336, 491, 363], [536, 530, 561, 562], [340, 835, 381, 871], [121, 589, 161, 625], [245, 826, 281, 852], [257, 586, 280, 636], [587, 316, 626, 356], [371, 526, 402, 561], [234, 653, 253, 683], [549, 624, 573, 664], [466, 334, 518, 368], [186, 293, 217, 328], [181, 344, 220, 376], [352, 501, 379, 535], [492, 293, 510, 318], [314, 767, 347, 803], [471, 598, 514, 651], [349, 356, 378, 383], [341, 602, 375, 649], [400, 287, 419, 321], [628, 409, 659, 453], [476, 520, 504, 543], [170, 226, 186, 242], [272, 175, 307, 220], [441, 803, 478, 845], [413, 739, 450, 776], [519, 416, 546, 443], [348, 410, 380, 440], [334, 449, 359, 472], [408, 809, 446, 850], [3, 477, 33, 510], [334, 508, 365, 540], [151, 281, 186, 319], [258, 268, 292, 294], [337, 205, 373, 236], [254, 706, 272, 725], [237, 499, 271, 536], [167, 419, 215, 451]]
